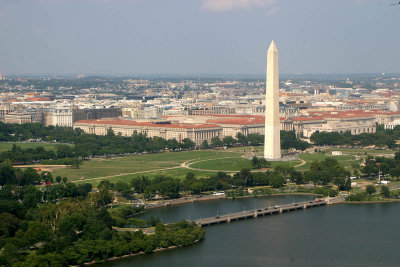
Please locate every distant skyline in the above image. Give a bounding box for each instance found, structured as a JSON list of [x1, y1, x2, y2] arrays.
[[0, 0, 399, 75]]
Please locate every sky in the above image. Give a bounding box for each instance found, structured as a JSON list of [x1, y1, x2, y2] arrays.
[[0, 0, 399, 76]]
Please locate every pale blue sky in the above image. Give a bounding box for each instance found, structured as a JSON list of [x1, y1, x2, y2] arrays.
[[0, 0, 398, 75]]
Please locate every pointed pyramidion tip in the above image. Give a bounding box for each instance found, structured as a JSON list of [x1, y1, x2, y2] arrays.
[[268, 40, 278, 52]]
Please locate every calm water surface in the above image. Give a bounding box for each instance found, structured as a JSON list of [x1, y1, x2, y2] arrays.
[[103, 195, 400, 267]]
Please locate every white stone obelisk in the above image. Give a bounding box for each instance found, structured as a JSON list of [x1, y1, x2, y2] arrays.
[[264, 40, 281, 160]]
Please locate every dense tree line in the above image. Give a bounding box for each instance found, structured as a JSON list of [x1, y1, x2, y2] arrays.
[[125, 167, 308, 199], [0, 162, 204, 266], [111, 158, 354, 201], [113, 161, 355, 202], [0, 122, 310, 164], [346, 184, 393, 201], [280, 131, 310, 151], [251, 156, 271, 169], [362, 152, 400, 179], [208, 131, 310, 151], [310, 125, 400, 149], [304, 158, 351, 189], [0, 144, 57, 164], [313, 187, 338, 197], [0, 122, 198, 162]]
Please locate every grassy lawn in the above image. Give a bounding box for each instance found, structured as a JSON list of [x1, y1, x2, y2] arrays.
[[270, 160, 302, 169], [190, 156, 302, 172], [324, 148, 396, 155], [225, 146, 264, 153], [52, 150, 361, 185], [53, 150, 240, 181], [189, 156, 252, 171], [53, 159, 176, 181], [75, 168, 220, 185], [295, 153, 356, 172], [0, 142, 73, 152]]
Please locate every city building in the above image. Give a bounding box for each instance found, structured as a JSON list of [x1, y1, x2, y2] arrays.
[[73, 119, 222, 145], [44, 107, 122, 127]]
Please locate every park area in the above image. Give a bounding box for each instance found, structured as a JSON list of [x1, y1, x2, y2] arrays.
[[0, 142, 73, 153], [46, 146, 373, 185]]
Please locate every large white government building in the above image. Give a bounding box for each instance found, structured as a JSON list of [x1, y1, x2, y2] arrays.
[[74, 119, 222, 145], [73, 110, 400, 145]]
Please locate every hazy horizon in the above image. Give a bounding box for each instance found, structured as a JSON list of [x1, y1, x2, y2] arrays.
[[5, 72, 396, 82], [0, 0, 399, 75]]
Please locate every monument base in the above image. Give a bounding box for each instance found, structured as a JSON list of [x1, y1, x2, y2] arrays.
[[263, 156, 297, 162]]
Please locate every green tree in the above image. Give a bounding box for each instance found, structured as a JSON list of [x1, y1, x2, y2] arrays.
[[269, 174, 285, 188], [114, 182, 132, 197], [185, 172, 195, 181], [274, 165, 294, 181], [210, 136, 222, 147], [201, 140, 210, 149], [251, 156, 259, 169], [0, 160, 16, 186], [236, 133, 248, 145], [222, 136, 236, 146], [0, 212, 19, 238], [395, 151, 400, 161], [389, 167, 400, 181], [181, 138, 195, 150], [366, 185, 376, 195], [380, 185, 390, 198], [130, 176, 150, 193]]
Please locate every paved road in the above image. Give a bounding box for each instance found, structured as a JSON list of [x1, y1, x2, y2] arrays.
[[195, 199, 328, 227]]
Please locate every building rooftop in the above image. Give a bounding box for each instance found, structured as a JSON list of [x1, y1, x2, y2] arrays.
[[75, 119, 221, 129]]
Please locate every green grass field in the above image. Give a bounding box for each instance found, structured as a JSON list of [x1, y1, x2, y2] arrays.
[[0, 142, 73, 152], [53, 150, 241, 182], [324, 148, 396, 155], [76, 168, 220, 185], [296, 153, 356, 172], [189, 156, 302, 172], [189, 156, 252, 171], [46, 148, 363, 185], [225, 146, 264, 153]]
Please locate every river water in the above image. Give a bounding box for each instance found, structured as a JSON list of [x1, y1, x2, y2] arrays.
[[103, 195, 400, 267]]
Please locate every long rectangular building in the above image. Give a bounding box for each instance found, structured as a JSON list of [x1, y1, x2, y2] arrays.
[[73, 119, 222, 145], [73, 111, 400, 145]]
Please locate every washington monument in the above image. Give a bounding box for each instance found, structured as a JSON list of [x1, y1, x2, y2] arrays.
[[264, 40, 281, 160]]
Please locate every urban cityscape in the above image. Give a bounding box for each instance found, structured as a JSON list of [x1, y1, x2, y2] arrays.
[[0, 0, 400, 266]]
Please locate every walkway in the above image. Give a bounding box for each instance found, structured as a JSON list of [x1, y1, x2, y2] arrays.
[[72, 155, 305, 183], [181, 157, 240, 173], [72, 165, 182, 183], [294, 158, 306, 168], [72, 156, 238, 183]]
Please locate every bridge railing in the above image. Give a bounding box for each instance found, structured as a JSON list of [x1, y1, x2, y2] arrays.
[[195, 199, 327, 224]]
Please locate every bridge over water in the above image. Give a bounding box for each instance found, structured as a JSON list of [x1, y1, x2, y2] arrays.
[[195, 199, 328, 227]]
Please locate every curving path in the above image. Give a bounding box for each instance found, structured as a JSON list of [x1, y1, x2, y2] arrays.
[[72, 165, 182, 183], [73, 157, 242, 182], [72, 155, 304, 183], [294, 158, 307, 168], [181, 157, 241, 173]]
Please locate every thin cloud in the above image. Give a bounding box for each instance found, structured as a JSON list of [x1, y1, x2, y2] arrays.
[[201, 0, 277, 11], [0, 7, 12, 23], [267, 6, 279, 15]]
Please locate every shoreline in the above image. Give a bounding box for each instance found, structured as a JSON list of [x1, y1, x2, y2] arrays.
[[74, 239, 202, 266], [226, 192, 317, 199], [147, 192, 317, 209], [345, 199, 400, 204], [146, 195, 227, 209]]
